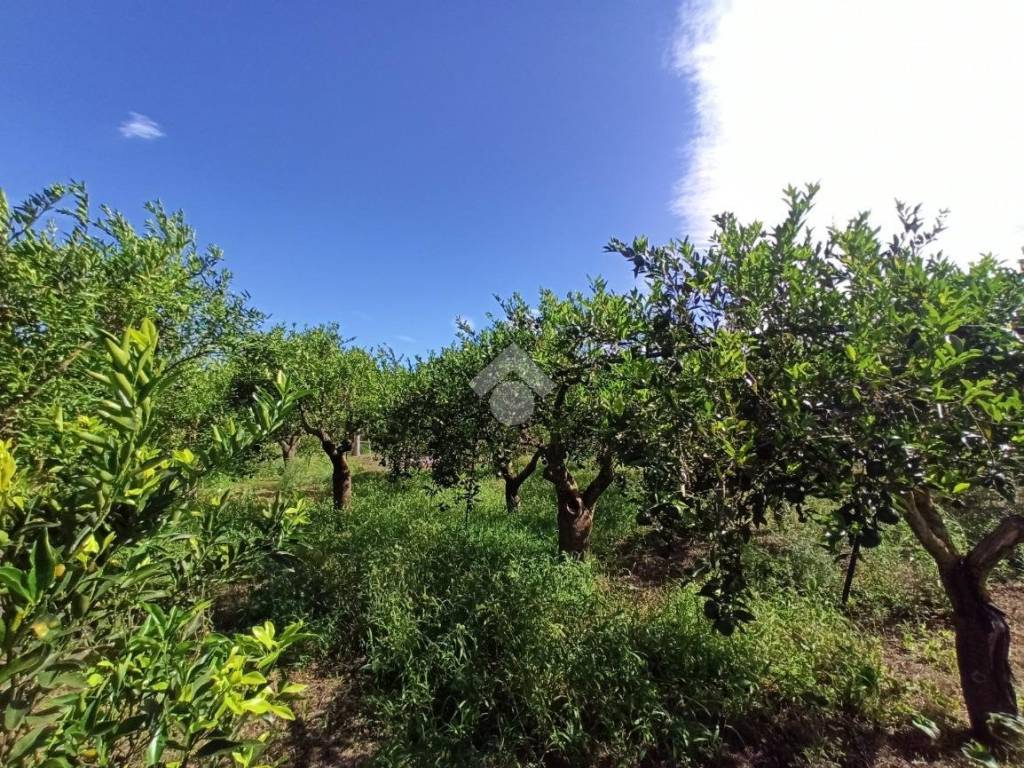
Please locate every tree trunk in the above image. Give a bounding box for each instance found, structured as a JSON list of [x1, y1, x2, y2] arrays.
[[499, 448, 542, 514], [542, 445, 614, 560], [554, 482, 593, 558], [279, 435, 300, 464], [498, 461, 515, 511], [299, 412, 355, 509], [503, 476, 521, 514], [902, 491, 1024, 742], [941, 559, 1017, 738], [841, 540, 860, 605], [330, 451, 352, 509]]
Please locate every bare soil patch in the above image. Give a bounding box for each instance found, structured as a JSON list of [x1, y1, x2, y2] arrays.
[[269, 663, 378, 768]]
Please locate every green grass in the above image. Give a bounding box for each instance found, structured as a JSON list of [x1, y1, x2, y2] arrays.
[[215, 458, 918, 766], [743, 506, 947, 628]]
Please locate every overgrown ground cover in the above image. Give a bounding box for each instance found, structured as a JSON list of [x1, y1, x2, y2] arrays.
[[212, 454, 1020, 767]]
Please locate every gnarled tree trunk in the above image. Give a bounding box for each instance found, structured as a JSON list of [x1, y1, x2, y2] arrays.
[[941, 559, 1016, 736], [328, 448, 352, 509], [279, 434, 300, 464], [498, 448, 543, 513], [903, 489, 1024, 740], [542, 444, 615, 559], [300, 412, 354, 509], [554, 480, 594, 557]]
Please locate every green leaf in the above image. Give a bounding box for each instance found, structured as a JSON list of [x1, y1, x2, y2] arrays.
[[195, 737, 244, 758], [4, 703, 28, 731], [911, 714, 940, 740], [0, 565, 31, 602], [29, 532, 57, 596], [104, 337, 131, 370], [145, 726, 166, 766], [0, 647, 50, 686], [961, 739, 998, 768], [8, 724, 53, 761]]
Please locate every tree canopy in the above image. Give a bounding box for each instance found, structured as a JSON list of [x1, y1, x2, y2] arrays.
[[0, 183, 260, 445]]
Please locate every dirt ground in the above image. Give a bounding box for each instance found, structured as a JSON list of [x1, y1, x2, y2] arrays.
[[267, 663, 378, 768]]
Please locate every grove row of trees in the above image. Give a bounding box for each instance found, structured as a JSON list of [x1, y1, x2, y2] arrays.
[[367, 190, 1024, 741], [2, 182, 1023, 758]]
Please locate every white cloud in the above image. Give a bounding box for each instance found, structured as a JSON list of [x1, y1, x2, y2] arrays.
[[395, 334, 417, 343], [119, 112, 165, 140], [674, 0, 1024, 264]]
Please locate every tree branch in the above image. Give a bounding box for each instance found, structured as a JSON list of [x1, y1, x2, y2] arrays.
[[514, 446, 544, 486], [0, 346, 85, 419], [298, 407, 329, 443], [551, 384, 568, 419], [542, 442, 575, 490], [582, 451, 616, 509], [901, 488, 959, 571], [163, 346, 218, 377], [967, 515, 1024, 578]]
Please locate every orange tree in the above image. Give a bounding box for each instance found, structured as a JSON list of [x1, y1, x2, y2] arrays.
[[481, 286, 650, 557], [612, 186, 1024, 740], [0, 183, 261, 448], [407, 324, 546, 515], [371, 349, 430, 481], [234, 325, 379, 508], [383, 284, 650, 556], [0, 321, 309, 766]]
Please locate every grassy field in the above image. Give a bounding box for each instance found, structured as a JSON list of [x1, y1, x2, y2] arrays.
[[209, 451, 1022, 767]]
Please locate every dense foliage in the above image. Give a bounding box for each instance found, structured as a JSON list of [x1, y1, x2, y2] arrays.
[[0, 184, 260, 448], [610, 187, 1024, 738], [0, 320, 309, 766], [243, 473, 885, 767], [4, 181, 1023, 765], [234, 325, 382, 507]]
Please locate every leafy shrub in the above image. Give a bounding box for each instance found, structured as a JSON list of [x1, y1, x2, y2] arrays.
[[252, 479, 887, 766], [0, 184, 261, 449], [0, 321, 309, 766]]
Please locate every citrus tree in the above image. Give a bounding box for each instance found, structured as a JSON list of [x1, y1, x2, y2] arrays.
[[230, 327, 307, 464], [412, 331, 544, 514], [371, 350, 431, 481], [0, 320, 309, 766], [241, 325, 379, 508], [614, 186, 1024, 740], [490, 286, 650, 557], [0, 183, 260, 446], [378, 285, 648, 554]]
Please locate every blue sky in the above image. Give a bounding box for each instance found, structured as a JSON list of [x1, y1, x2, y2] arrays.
[[2, 1, 692, 354]]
